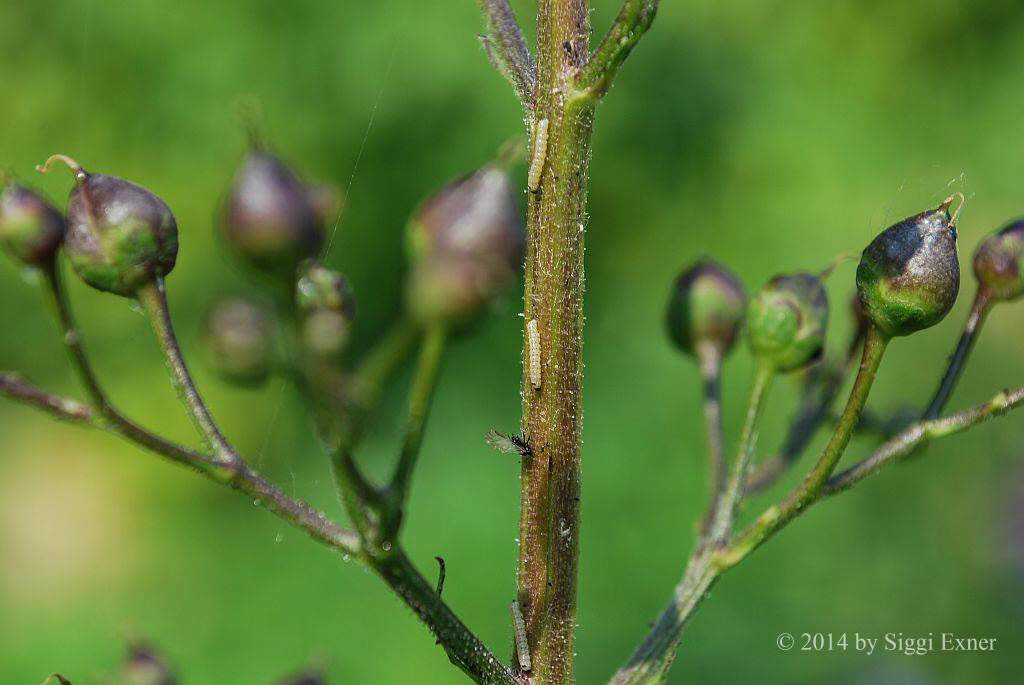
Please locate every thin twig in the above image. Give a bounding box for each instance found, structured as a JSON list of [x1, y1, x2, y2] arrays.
[[574, 0, 660, 99], [825, 385, 1024, 495], [137, 277, 239, 464], [696, 342, 726, 536], [923, 287, 994, 419], [0, 372, 361, 553]]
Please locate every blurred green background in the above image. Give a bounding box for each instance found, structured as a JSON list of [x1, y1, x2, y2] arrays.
[[2, 0, 1023, 683]]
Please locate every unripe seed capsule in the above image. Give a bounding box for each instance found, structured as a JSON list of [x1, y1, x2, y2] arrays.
[[0, 181, 66, 267], [747, 272, 829, 372], [973, 219, 1024, 302], [665, 259, 746, 357], [38, 155, 178, 297], [856, 196, 961, 337]]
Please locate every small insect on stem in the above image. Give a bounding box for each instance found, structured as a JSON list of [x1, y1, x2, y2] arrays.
[[527, 118, 549, 192], [485, 430, 532, 458], [527, 318, 541, 390], [511, 600, 532, 673]]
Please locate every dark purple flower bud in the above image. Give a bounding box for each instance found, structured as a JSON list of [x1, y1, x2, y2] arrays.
[[665, 259, 746, 357], [406, 254, 510, 325], [973, 219, 1024, 302], [223, 149, 324, 275], [406, 165, 523, 267], [38, 154, 178, 297], [0, 181, 66, 267], [856, 197, 961, 337]]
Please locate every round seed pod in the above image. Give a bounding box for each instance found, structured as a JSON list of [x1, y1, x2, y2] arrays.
[[856, 200, 960, 337], [665, 260, 746, 357], [747, 272, 829, 372], [296, 261, 356, 357], [0, 182, 66, 267], [204, 298, 274, 385], [39, 155, 178, 297], [406, 164, 523, 266], [223, 149, 324, 275], [973, 219, 1024, 302]]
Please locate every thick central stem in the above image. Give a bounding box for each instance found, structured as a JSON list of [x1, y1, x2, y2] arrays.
[[518, 1, 592, 682]]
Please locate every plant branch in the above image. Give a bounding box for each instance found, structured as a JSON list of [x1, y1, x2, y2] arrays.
[[477, 0, 536, 107], [825, 384, 1024, 495], [707, 360, 774, 545], [384, 323, 448, 536], [136, 277, 239, 464], [923, 287, 993, 419], [0, 371, 361, 554], [746, 321, 866, 493], [574, 0, 659, 99], [695, 342, 725, 535]]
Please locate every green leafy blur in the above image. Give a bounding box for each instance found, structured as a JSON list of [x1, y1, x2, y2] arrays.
[[2, 1, 1023, 683]]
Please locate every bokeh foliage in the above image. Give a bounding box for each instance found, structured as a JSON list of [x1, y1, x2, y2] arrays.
[[1, 1, 1023, 682]]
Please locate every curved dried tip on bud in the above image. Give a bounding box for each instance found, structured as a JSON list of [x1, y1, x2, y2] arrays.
[[36, 154, 88, 182], [818, 252, 858, 280], [123, 641, 175, 685], [665, 259, 746, 358], [856, 199, 961, 337], [973, 219, 1024, 302], [0, 182, 66, 267], [223, 148, 325, 276], [747, 271, 829, 372], [204, 297, 274, 386], [296, 261, 356, 357]]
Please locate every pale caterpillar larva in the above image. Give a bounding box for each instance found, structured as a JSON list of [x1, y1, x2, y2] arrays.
[[511, 600, 532, 672], [527, 118, 549, 192], [527, 318, 541, 389]]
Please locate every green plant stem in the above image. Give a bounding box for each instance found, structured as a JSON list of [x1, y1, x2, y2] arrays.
[[385, 323, 448, 536], [719, 324, 889, 567], [707, 359, 775, 545], [136, 277, 238, 464], [695, 342, 725, 536], [923, 287, 993, 419], [746, 320, 866, 493], [825, 384, 1024, 495], [512, 2, 659, 681]]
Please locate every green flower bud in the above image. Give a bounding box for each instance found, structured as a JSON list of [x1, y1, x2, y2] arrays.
[[665, 260, 745, 357], [973, 219, 1024, 302], [296, 261, 356, 357], [223, 148, 324, 275], [0, 182, 66, 267], [406, 254, 510, 326], [747, 272, 829, 372], [39, 155, 178, 296], [407, 164, 523, 266], [856, 198, 960, 337], [203, 298, 274, 385]]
